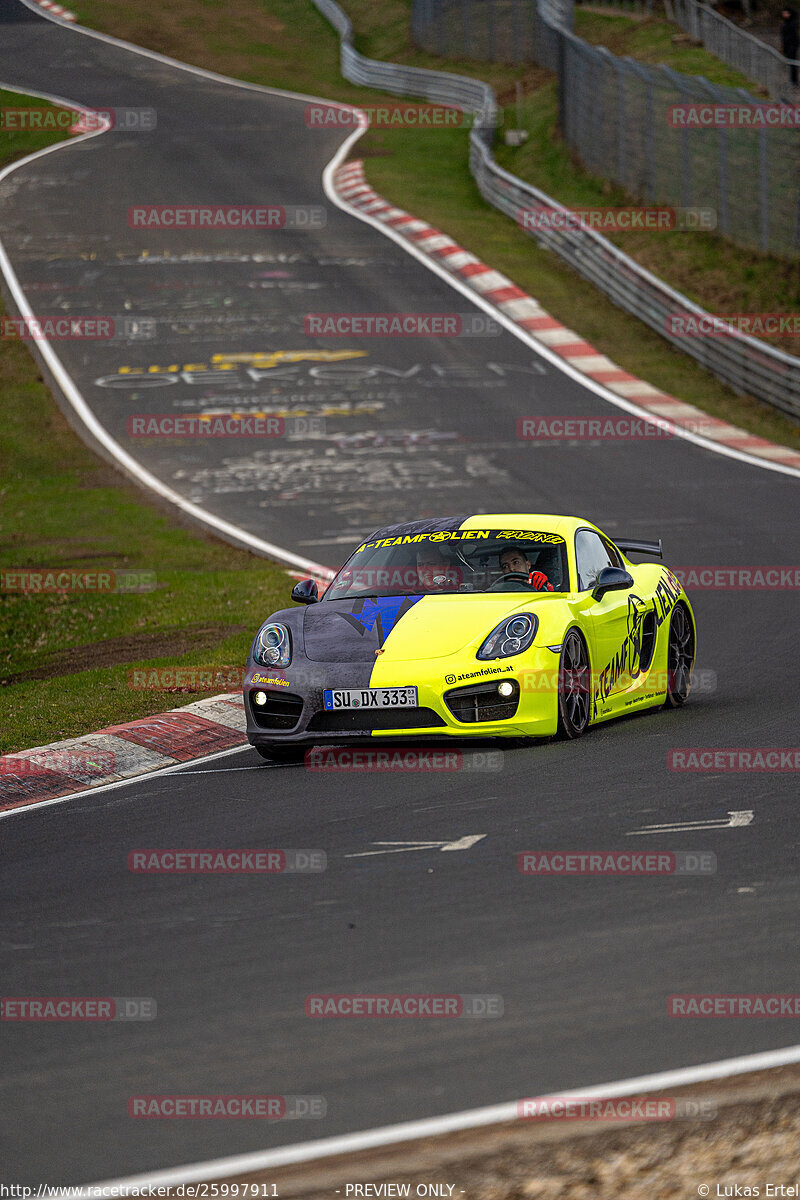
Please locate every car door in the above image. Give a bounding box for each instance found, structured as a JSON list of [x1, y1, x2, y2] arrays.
[[573, 529, 642, 718]]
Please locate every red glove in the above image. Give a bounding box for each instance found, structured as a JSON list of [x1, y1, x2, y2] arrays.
[[529, 570, 554, 591]]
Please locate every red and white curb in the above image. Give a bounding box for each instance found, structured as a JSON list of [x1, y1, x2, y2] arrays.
[[34, 0, 77, 19], [69, 112, 110, 136], [334, 160, 800, 471], [0, 694, 248, 813]]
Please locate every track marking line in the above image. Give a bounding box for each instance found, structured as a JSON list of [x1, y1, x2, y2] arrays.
[[627, 809, 755, 835], [345, 835, 486, 857], [0, 744, 255, 822], [75, 1044, 800, 1192]]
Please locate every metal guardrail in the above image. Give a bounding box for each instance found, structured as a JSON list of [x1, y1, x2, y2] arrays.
[[314, 0, 497, 133], [668, 0, 800, 101], [311, 0, 800, 419]]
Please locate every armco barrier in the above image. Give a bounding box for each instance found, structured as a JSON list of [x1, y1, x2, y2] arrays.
[[312, 0, 800, 419]]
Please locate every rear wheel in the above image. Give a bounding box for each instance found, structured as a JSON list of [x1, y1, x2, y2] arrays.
[[664, 602, 695, 707], [254, 745, 308, 763], [557, 629, 591, 738]]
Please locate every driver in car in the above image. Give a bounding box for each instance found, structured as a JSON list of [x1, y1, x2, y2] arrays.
[[498, 544, 554, 591], [416, 544, 460, 591]]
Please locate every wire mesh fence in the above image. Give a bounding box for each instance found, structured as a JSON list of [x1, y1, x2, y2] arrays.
[[668, 0, 800, 101], [411, 0, 561, 64]]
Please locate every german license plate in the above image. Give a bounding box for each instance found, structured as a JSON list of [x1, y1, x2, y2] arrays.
[[323, 686, 418, 710]]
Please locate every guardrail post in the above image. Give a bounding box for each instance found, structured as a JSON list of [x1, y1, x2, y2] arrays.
[[616, 57, 627, 185], [697, 77, 728, 237], [759, 126, 769, 252], [625, 60, 654, 200], [593, 45, 605, 172], [660, 66, 692, 207], [557, 26, 567, 135]]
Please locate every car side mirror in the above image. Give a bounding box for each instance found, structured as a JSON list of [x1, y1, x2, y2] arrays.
[[592, 566, 634, 601], [291, 578, 319, 604]]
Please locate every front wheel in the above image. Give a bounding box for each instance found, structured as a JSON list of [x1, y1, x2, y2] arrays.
[[664, 602, 695, 707], [254, 745, 308, 763], [557, 629, 591, 738]]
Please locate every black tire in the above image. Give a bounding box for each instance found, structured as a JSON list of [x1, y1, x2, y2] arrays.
[[557, 628, 591, 739], [254, 745, 308, 763], [664, 602, 695, 707]]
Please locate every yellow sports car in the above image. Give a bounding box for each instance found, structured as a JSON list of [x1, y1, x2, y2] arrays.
[[244, 514, 696, 760]]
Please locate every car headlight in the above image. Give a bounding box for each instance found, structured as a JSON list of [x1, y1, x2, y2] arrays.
[[254, 622, 291, 668], [477, 612, 538, 660]]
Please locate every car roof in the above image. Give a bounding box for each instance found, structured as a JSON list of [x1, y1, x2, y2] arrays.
[[364, 514, 595, 542]]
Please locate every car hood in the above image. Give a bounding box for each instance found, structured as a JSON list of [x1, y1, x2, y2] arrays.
[[302, 594, 545, 662]]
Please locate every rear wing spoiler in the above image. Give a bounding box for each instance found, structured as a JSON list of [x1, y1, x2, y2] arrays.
[[614, 538, 663, 559]]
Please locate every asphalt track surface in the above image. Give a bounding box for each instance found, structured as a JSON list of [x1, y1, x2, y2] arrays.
[[0, 0, 799, 1185]]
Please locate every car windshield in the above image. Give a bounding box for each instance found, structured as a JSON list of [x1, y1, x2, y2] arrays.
[[324, 529, 569, 599]]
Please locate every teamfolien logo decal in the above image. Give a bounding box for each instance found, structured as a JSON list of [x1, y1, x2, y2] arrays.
[[444, 665, 514, 685], [336, 595, 423, 649], [592, 595, 649, 718], [592, 571, 683, 717]]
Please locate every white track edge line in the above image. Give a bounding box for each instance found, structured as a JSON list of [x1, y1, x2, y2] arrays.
[[79, 1043, 800, 1192], [0, 743, 256, 822]]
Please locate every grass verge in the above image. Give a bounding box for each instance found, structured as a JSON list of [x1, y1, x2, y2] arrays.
[[573, 7, 768, 89]]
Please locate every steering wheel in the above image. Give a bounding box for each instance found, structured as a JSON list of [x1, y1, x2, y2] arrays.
[[488, 571, 533, 590]]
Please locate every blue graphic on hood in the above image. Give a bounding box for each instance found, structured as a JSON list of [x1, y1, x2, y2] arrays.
[[302, 594, 424, 663], [337, 595, 424, 646]]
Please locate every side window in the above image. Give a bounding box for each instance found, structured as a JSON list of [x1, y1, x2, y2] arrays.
[[575, 530, 618, 591]]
